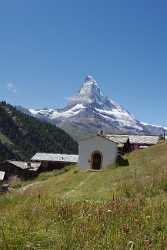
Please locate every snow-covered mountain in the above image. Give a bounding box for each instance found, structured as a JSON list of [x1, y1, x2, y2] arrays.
[[26, 75, 166, 140]]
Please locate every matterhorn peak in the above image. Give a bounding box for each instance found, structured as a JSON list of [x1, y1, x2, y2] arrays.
[[79, 75, 101, 96], [27, 75, 166, 140], [65, 75, 106, 108]]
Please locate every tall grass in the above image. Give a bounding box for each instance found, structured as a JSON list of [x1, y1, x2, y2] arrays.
[[0, 193, 167, 249]]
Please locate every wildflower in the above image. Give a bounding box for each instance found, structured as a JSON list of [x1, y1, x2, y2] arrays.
[[144, 237, 152, 247], [145, 215, 151, 222], [134, 218, 139, 223], [122, 224, 130, 234], [127, 241, 134, 250]]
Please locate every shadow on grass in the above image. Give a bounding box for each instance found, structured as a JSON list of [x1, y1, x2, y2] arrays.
[[116, 155, 129, 167]]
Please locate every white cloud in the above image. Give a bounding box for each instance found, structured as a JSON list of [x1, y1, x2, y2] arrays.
[[68, 95, 92, 105], [7, 82, 17, 94]]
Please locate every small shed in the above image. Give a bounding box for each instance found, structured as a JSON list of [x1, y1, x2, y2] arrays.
[[79, 134, 118, 170], [31, 153, 79, 171], [0, 161, 41, 181]]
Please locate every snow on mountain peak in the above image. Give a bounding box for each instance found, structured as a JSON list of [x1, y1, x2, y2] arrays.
[[66, 75, 106, 107], [27, 75, 166, 138], [80, 75, 101, 92]]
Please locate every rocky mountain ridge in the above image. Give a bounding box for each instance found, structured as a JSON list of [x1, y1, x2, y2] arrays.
[[25, 75, 166, 140]]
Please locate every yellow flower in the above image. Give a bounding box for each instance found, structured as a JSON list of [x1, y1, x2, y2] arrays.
[[145, 215, 151, 222]]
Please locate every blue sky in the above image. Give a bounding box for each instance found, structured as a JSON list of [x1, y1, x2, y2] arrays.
[[0, 0, 167, 126]]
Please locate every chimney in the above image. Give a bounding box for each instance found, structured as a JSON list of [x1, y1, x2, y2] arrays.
[[164, 130, 166, 140], [100, 130, 104, 136], [27, 162, 31, 167], [97, 130, 104, 136]]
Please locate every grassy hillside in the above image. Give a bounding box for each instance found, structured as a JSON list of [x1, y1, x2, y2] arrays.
[[1, 142, 167, 249], [0, 101, 78, 161]]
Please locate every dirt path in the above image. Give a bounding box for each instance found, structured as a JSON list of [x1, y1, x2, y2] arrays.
[[18, 180, 47, 193], [17, 171, 95, 196], [63, 172, 95, 198]]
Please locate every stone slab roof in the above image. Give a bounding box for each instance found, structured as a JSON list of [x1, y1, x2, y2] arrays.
[[7, 161, 41, 171], [105, 134, 160, 145], [31, 153, 79, 163]]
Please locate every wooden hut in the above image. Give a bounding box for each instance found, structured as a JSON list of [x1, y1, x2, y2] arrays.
[[105, 134, 160, 154], [31, 153, 79, 172], [0, 161, 41, 181]]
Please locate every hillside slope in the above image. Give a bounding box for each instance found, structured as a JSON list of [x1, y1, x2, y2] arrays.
[[0, 101, 78, 161], [1, 142, 167, 249], [18, 141, 167, 201]]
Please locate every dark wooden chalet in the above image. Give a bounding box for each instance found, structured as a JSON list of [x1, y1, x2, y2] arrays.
[[105, 134, 160, 154], [31, 153, 79, 172], [0, 161, 41, 181]]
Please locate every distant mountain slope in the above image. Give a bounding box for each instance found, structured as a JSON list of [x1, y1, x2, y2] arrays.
[[27, 76, 166, 140], [0, 101, 78, 161]]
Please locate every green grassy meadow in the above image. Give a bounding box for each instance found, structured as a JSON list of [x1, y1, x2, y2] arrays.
[[1, 142, 167, 249]]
